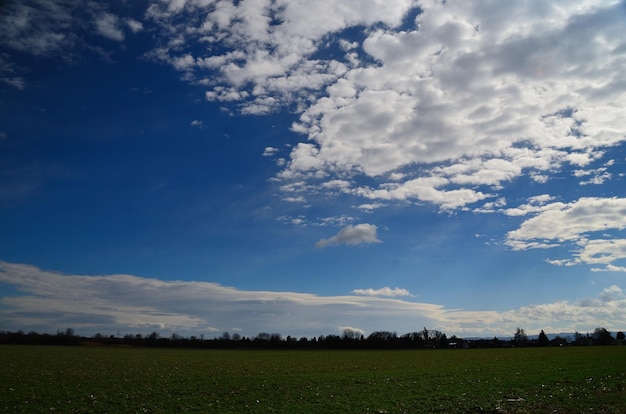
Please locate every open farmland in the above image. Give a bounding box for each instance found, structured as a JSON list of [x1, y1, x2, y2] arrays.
[[1, 345, 625, 413]]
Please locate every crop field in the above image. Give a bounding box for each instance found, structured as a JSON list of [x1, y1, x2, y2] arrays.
[[1, 345, 625, 413]]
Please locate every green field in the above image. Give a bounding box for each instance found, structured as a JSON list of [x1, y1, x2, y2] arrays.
[[1, 345, 625, 413]]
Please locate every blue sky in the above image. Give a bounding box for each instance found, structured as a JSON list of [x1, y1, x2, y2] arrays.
[[1, 0, 626, 339]]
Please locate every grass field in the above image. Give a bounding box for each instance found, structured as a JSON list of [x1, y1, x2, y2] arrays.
[[1, 345, 625, 413]]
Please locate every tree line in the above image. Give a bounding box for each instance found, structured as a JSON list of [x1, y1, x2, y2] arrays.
[[1, 326, 624, 349]]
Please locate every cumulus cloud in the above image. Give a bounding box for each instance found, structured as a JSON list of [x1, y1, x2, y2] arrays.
[[506, 197, 626, 270], [316, 223, 381, 248], [1, 261, 625, 338], [145, 0, 626, 213], [352, 287, 413, 297]]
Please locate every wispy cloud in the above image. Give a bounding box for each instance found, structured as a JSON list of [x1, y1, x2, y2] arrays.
[[1, 261, 625, 338], [1, 77, 25, 90], [316, 224, 381, 248]]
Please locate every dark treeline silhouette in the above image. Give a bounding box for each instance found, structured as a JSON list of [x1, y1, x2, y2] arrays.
[[2, 326, 625, 349]]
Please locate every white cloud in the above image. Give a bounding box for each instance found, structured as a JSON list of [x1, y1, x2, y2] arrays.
[[95, 12, 125, 42], [125, 18, 144, 33], [321, 180, 352, 191], [356, 202, 386, 212], [190, 120, 203, 128], [262, 146, 279, 157], [1, 261, 625, 338], [355, 177, 490, 212], [502, 194, 558, 216], [507, 197, 626, 248], [316, 223, 381, 248], [577, 239, 626, 265], [592, 265, 626, 273], [599, 285, 624, 302], [579, 172, 612, 186], [145, 0, 626, 211], [278, 214, 354, 228], [316, 215, 354, 227], [282, 196, 306, 203], [506, 197, 626, 270], [352, 287, 413, 298]]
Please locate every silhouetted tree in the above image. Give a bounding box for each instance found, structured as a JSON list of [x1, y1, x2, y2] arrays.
[[342, 328, 361, 340], [367, 331, 397, 348], [256, 332, 271, 341], [513, 327, 527, 345], [427, 330, 447, 347], [538, 330, 550, 346], [400, 332, 425, 348], [551, 335, 568, 346], [592, 327, 613, 345]]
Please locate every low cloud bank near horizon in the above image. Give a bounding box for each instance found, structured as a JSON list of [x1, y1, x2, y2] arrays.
[[1, 261, 624, 338]]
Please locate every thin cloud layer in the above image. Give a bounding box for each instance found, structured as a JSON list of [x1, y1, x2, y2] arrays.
[[0, 261, 624, 338]]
